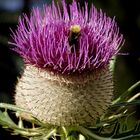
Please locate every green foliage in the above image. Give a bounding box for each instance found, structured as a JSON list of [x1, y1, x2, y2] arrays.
[[0, 81, 140, 140]]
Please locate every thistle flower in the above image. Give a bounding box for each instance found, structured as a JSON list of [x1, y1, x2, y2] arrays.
[[10, 0, 124, 126]]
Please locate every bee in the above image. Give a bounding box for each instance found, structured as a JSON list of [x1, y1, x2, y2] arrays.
[[68, 24, 81, 53]]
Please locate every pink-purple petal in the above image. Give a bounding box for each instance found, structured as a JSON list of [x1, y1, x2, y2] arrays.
[[10, 0, 124, 74]]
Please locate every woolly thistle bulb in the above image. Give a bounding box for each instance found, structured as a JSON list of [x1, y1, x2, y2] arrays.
[[11, 0, 124, 126]]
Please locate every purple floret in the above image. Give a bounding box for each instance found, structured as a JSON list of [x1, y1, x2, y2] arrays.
[[10, 0, 124, 74]]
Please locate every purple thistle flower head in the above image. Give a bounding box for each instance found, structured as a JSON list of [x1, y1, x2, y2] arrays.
[[10, 0, 123, 74], [12, 0, 125, 126]]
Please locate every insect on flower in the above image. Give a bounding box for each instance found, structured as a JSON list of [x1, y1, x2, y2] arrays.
[[68, 24, 81, 53]]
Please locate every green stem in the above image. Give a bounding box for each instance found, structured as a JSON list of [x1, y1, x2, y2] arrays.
[[113, 81, 140, 104], [0, 103, 30, 113], [71, 126, 118, 140], [74, 126, 118, 140], [62, 126, 68, 137], [43, 128, 57, 140]]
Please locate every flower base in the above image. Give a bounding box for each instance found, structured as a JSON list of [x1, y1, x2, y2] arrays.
[[15, 65, 113, 126]]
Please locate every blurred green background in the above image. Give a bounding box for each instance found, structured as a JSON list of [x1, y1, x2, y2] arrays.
[[0, 0, 140, 139]]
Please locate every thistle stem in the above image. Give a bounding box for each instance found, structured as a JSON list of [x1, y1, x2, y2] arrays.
[[43, 129, 57, 140], [75, 126, 118, 140], [113, 81, 140, 104], [62, 126, 68, 138]]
